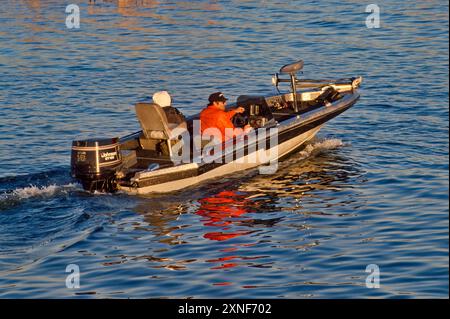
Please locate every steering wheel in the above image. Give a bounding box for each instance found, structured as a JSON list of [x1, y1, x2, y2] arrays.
[[232, 112, 249, 128]]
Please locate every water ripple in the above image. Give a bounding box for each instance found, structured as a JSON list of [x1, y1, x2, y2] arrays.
[[0, 0, 448, 298]]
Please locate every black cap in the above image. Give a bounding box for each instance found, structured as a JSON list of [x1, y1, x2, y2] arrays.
[[208, 92, 228, 103]]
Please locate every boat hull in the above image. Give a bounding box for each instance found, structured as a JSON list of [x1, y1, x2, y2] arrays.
[[117, 91, 359, 195], [118, 124, 323, 195]]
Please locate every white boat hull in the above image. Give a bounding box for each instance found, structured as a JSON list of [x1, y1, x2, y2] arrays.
[[119, 125, 323, 194]]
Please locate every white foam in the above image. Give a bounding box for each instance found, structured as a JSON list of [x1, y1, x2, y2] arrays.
[[280, 137, 344, 167], [3, 183, 81, 201], [92, 190, 113, 196], [12, 184, 60, 199], [297, 138, 344, 159]]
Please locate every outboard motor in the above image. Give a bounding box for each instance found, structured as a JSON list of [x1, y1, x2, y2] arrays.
[[71, 137, 122, 192]]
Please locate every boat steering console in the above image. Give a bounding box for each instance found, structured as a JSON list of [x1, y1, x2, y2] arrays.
[[232, 95, 275, 129]]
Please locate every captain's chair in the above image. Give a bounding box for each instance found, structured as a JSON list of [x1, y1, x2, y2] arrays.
[[135, 102, 187, 157]]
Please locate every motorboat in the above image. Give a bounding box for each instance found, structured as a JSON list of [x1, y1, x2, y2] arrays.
[[70, 60, 362, 194]]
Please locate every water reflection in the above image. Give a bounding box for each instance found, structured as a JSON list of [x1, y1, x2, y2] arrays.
[[92, 0, 223, 11], [88, 0, 223, 18], [133, 197, 186, 245], [128, 140, 364, 272], [195, 191, 277, 270], [239, 150, 364, 212], [2, 0, 447, 298], [196, 190, 254, 241]]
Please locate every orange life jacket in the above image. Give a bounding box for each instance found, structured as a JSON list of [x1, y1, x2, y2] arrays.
[[199, 105, 240, 142]]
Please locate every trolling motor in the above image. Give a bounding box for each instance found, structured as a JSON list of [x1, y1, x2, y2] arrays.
[[272, 59, 304, 112], [71, 137, 123, 192], [272, 60, 363, 113]]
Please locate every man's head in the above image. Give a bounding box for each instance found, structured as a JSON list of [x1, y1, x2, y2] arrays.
[[153, 91, 171, 108], [208, 92, 228, 110]]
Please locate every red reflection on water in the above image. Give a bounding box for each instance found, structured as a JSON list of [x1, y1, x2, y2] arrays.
[[204, 231, 248, 241], [207, 256, 239, 270], [195, 191, 269, 272], [195, 191, 252, 241], [211, 263, 238, 270], [213, 282, 232, 286], [206, 256, 239, 263]]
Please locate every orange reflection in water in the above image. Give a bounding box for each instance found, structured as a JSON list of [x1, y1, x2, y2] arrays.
[[195, 190, 278, 274], [207, 255, 238, 270], [196, 191, 252, 242]]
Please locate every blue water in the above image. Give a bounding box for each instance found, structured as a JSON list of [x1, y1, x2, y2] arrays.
[[0, 0, 448, 298]]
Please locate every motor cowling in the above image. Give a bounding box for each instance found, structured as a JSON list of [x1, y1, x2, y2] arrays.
[[71, 137, 122, 192]]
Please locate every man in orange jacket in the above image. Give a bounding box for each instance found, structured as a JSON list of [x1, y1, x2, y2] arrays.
[[200, 92, 251, 143]]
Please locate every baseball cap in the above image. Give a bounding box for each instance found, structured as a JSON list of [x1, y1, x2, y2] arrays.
[[208, 92, 228, 103], [152, 91, 171, 108]]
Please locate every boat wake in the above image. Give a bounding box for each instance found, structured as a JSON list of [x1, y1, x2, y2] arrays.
[[6, 183, 81, 200], [191, 137, 346, 197], [236, 137, 350, 197], [0, 138, 344, 205], [0, 167, 84, 210], [0, 183, 82, 210], [285, 137, 344, 164]]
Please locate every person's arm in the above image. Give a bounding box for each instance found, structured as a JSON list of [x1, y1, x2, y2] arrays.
[[226, 107, 245, 120], [226, 109, 238, 120]]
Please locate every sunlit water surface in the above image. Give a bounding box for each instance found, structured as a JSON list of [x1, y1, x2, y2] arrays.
[[0, 0, 448, 298]]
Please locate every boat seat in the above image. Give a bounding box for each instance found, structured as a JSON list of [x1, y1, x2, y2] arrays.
[[135, 102, 187, 141], [135, 102, 188, 157], [279, 60, 304, 74]]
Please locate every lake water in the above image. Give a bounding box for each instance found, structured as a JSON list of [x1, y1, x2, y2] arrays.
[[0, 0, 448, 298]]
